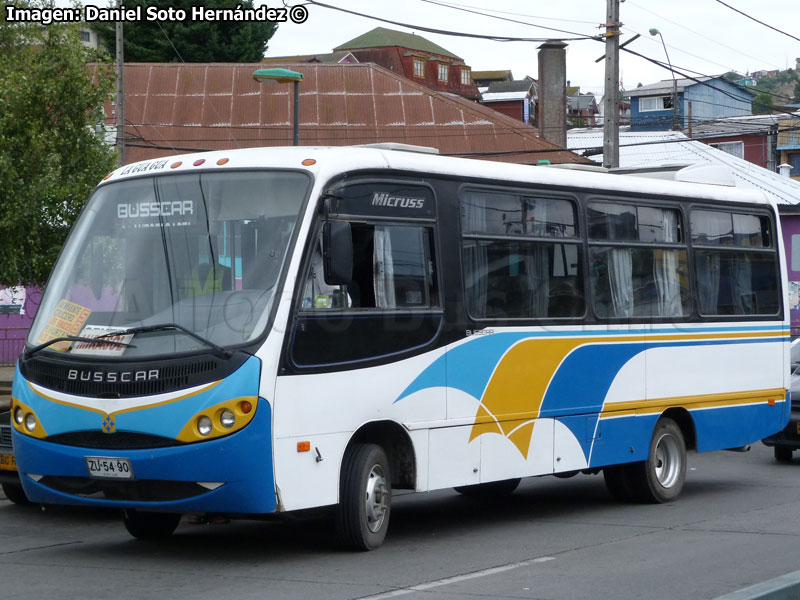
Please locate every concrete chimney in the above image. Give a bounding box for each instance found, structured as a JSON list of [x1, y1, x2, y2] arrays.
[[538, 40, 567, 148]]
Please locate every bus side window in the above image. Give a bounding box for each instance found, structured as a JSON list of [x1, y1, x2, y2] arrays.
[[302, 223, 436, 311]]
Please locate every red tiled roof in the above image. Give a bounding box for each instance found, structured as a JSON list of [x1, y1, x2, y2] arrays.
[[110, 62, 588, 165]]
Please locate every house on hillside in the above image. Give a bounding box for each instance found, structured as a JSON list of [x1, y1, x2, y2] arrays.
[[568, 93, 599, 127], [332, 27, 479, 99], [778, 116, 800, 181], [627, 76, 755, 131], [472, 70, 514, 91], [479, 77, 536, 125], [687, 114, 782, 170]]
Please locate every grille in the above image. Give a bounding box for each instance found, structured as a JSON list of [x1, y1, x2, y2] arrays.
[[45, 430, 184, 450], [39, 476, 210, 502], [0, 426, 12, 448], [20, 354, 242, 399]]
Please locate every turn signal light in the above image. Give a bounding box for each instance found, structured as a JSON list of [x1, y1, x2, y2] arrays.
[[297, 441, 311, 452], [240, 400, 252, 414]]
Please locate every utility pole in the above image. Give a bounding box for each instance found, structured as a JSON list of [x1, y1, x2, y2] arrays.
[[602, 0, 620, 169], [115, 0, 125, 166]]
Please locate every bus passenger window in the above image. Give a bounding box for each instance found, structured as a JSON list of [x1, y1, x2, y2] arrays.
[[691, 209, 779, 316]]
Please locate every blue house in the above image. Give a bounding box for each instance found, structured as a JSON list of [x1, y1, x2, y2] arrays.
[[628, 76, 755, 131]]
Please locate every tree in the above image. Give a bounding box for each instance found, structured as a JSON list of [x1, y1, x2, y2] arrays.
[[94, 0, 277, 62], [752, 92, 774, 114], [795, 78, 800, 104], [0, 1, 117, 285]]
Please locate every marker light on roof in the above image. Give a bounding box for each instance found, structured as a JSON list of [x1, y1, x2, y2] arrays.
[[302, 159, 316, 166], [171, 161, 182, 169], [102, 173, 113, 181], [217, 158, 229, 166], [193, 159, 205, 166]]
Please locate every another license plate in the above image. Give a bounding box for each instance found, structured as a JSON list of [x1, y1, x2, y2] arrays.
[[0, 452, 16, 472], [86, 456, 133, 479]]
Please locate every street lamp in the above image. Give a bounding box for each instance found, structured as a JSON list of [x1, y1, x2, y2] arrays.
[[252, 68, 304, 146], [649, 28, 680, 131]]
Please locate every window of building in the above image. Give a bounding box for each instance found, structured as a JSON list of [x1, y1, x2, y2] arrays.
[[710, 141, 744, 160], [691, 209, 779, 316], [413, 58, 425, 78], [461, 68, 471, 86], [588, 202, 689, 319], [79, 30, 91, 43], [437, 63, 449, 82], [460, 190, 584, 319], [639, 96, 673, 112]]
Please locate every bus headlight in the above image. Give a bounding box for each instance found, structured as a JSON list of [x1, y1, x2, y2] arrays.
[[177, 396, 258, 443], [24, 413, 36, 432], [220, 409, 235, 429], [197, 416, 213, 437], [10, 399, 47, 438]]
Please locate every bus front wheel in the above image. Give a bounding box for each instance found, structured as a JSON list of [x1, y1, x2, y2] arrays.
[[123, 509, 181, 540], [335, 443, 391, 551]]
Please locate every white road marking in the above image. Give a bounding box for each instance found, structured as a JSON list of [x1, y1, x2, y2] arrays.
[[357, 556, 556, 599]]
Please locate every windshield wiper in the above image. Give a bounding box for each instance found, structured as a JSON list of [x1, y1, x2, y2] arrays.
[[99, 323, 232, 358], [26, 336, 136, 358]]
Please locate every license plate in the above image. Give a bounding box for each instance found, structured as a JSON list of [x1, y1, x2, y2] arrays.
[[0, 453, 16, 472], [86, 456, 133, 479]]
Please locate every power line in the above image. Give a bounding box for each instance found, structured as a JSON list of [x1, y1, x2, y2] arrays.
[[624, 0, 783, 72], [304, 0, 600, 42], [712, 0, 800, 44]]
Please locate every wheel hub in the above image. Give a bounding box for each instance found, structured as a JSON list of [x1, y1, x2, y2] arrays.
[[654, 433, 681, 488], [364, 464, 388, 533]]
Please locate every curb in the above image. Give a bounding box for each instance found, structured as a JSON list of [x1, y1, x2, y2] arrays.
[[713, 571, 800, 600]]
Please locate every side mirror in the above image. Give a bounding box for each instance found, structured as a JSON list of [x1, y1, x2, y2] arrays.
[[323, 221, 353, 285]]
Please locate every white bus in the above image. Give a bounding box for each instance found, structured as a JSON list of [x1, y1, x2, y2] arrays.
[[11, 146, 789, 549]]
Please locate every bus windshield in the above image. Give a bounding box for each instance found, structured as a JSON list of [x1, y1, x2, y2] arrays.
[[27, 170, 310, 359]]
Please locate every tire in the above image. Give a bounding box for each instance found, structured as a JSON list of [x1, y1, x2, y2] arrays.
[[603, 464, 637, 502], [629, 417, 687, 503], [774, 446, 793, 463], [335, 443, 391, 551], [123, 509, 181, 540], [2, 483, 30, 506], [454, 478, 521, 497]]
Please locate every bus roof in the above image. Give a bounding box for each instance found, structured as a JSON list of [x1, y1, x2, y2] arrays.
[[101, 146, 774, 208]]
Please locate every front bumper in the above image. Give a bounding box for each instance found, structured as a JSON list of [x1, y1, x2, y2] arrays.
[[13, 397, 276, 514]]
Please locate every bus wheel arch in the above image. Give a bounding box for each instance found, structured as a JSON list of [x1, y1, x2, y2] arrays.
[[348, 420, 416, 491]]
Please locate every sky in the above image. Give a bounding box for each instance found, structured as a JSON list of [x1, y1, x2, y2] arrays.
[[263, 0, 800, 96]]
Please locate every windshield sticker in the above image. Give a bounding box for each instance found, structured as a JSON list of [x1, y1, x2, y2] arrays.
[[36, 299, 91, 351], [119, 159, 169, 176], [72, 325, 134, 357]]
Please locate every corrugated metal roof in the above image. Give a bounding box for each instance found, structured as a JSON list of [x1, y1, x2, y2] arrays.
[[567, 127, 800, 205], [111, 62, 587, 166], [334, 27, 461, 60]]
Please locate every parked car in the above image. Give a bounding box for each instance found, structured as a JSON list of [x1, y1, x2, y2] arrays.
[[0, 410, 28, 504], [762, 339, 800, 462]]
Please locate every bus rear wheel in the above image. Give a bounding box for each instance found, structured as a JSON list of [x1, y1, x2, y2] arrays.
[[335, 443, 391, 551], [634, 417, 687, 503], [123, 509, 181, 540]]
